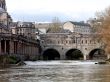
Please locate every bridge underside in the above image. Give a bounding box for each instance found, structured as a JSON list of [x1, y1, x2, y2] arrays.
[[42, 49, 60, 60], [42, 48, 108, 60], [89, 49, 107, 60], [66, 49, 83, 60]]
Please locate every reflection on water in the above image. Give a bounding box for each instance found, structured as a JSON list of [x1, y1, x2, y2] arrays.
[[0, 60, 110, 82]]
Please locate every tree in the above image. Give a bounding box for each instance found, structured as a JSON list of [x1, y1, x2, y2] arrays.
[[48, 17, 62, 33], [94, 7, 110, 55]]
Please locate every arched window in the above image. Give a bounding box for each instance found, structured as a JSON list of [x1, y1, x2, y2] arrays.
[[85, 40, 87, 44], [90, 40, 92, 44], [82, 40, 83, 44]]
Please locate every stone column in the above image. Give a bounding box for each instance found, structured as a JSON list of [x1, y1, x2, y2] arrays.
[[4, 40, 6, 54], [20, 42, 22, 55], [24, 44, 26, 55], [10, 41, 14, 54], [31, 46, 32, 55], [107, 54, 110, 59], [21, 42, 23, 55], [17, 41, 20, 55], [84, 55, 87, 60], [29, 45, 31, 56], [60, 48, 66, 60], [60, 54, 65, 60], [23, 43, 25, 55], [0, 41, 1, 54]]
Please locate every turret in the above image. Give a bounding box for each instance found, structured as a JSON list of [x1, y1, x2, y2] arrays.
[[0, 0, 6, 11]]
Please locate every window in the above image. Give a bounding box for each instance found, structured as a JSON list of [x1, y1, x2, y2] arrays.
[[66, 41, 68, 43], [82, 40, 83, 44], [85, 40, 87, 44], [58, 41, 60, 44], [69, 41, 71, 44], [73, 40, 76, 43]]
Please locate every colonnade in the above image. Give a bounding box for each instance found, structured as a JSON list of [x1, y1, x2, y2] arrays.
[[0, 34, 39, 60]]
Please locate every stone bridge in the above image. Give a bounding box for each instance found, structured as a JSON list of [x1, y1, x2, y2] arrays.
[[40, 33, 108, 60]]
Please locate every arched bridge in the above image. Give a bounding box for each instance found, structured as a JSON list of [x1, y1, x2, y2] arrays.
[[40, 33, 108, 60]]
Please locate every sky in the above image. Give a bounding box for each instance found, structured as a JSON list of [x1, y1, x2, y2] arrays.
[[6, 0, 110, 22]]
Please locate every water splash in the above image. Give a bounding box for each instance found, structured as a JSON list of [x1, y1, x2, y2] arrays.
[[25, 60, 97, 66]]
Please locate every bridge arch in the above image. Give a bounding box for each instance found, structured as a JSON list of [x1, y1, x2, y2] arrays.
[[42, 48, 60, 60], [89, 48, 107, 60], [65, 49, 84, 60]]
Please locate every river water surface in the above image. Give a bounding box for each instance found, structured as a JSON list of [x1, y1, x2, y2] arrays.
[[0, 60, 110, 82]]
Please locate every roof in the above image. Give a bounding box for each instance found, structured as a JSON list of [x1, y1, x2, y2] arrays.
[[17, 21, 35, 28], [69, 21, 90, 27]]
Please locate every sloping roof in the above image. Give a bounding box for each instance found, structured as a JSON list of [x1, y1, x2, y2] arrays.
[[17, 22, 35, 28], [69, 21, 90, 27]]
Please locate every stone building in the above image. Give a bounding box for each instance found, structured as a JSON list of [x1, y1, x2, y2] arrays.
[[11, 21, 36, 39], [0, 0, 12, 26], [63, 21, 92, 34], [0, 0, 7, 11], [0, 0, 40, 60]]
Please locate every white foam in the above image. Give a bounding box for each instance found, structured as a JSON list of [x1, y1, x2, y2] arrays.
[[25, 60, 97, 66]]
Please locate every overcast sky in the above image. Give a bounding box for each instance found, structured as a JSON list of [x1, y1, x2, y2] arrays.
[[6, 0, 110, 22]]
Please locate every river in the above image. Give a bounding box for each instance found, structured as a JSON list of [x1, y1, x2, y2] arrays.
[[0, 60, 110, 82]]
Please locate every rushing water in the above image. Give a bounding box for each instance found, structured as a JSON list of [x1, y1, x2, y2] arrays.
[[0, 60, 110, 82]]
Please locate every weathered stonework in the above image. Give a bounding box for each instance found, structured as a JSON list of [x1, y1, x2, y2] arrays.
[[40, 32, 107, 60], [0, 33, 39, 60]]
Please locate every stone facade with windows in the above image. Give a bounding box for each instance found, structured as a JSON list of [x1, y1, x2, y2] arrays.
[[63, 21, 92, 34], [11, 21, 36, 39]]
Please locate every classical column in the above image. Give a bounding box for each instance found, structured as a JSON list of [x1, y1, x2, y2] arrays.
[[4, 40, 6, 54], [19, 42, 22, 55], [21, 42, 24, 55], [17, 41, 20, 55], [84, 55, 87, 60], [22, 43, 24, 55], [24, 44, 27, 55], [24, 44, 26, 55], [29, 45, 31, 56], [0, 41, 1, 54], [10, 41, 14, 54], [28, 46, 30, 56], [30, 46, 32, 55]]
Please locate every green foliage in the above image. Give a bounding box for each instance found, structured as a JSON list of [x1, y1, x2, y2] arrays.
[[0, 55, 9, 64], [8, 56, 20, 64], [0, 55, 20, 65]]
